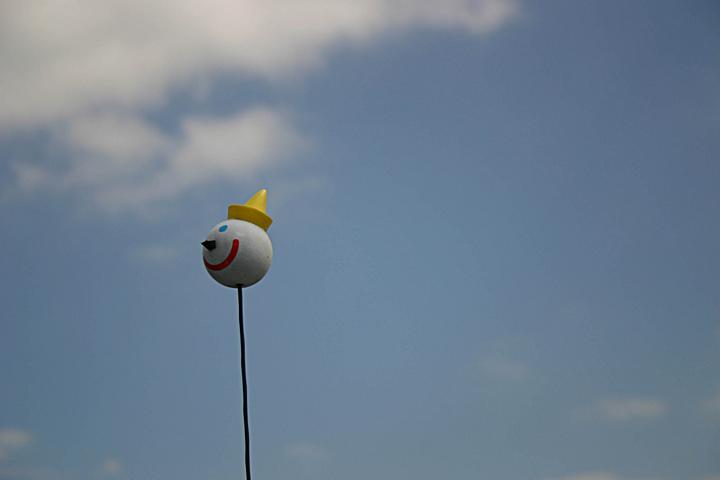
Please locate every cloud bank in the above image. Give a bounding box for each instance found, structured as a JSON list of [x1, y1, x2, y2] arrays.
[[1, 0, 519, 212], [594, 397, 667, 421], [0, 0, 518, 129], [0, 429, 32, 461]]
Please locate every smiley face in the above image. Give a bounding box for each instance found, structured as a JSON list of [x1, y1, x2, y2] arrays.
[[202, 219, 273, 288]]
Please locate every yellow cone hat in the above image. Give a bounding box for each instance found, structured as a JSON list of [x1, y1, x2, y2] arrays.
[[227, 189, 273, 231]]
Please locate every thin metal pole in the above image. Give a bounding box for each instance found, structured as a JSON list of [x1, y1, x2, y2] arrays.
[[237, 286, 252, 480]]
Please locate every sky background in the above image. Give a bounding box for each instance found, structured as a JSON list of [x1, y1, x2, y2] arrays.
[[1, 1, 719, 479]]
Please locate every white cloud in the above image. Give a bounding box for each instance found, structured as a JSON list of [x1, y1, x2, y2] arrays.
[[36, 113, 172, 193], [99, 459, 122, 476], [1, 0, 518, 213], [161, 108, 305, 199], [65, 113, 171, 163], [592, 397, 667, 421], [0, 0, 518, 130], [0, 429, 32, 462], [478, 356, 530, 381], [12, 107, 304, 211], [284, 442, 330, 463]]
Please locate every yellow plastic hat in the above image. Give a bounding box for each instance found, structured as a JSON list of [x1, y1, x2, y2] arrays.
[[227, 189, 273, 231]]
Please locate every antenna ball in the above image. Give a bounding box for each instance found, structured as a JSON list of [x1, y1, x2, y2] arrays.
[[202, 219, 272, 288]]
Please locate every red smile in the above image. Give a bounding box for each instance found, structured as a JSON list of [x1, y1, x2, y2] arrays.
[[204, 239, 239, 271]]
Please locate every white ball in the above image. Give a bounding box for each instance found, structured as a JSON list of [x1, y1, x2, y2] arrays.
[[202, 219, 272, 288]]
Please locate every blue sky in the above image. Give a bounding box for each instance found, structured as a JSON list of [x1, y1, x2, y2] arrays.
[[1, 1, 719, 479]]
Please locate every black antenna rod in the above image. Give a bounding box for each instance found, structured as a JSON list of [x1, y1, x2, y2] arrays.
[[237, 286, 252, 480]]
